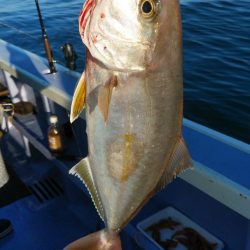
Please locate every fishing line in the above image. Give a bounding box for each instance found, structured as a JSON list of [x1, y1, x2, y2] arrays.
[[0, 21, 38, 40], [0, 20, 75, 69]]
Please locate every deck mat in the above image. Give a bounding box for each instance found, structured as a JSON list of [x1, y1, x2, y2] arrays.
[[0, 194, 99, 250]]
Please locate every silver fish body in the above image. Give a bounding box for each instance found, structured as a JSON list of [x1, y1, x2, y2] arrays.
[[70, 0, 192, 236]]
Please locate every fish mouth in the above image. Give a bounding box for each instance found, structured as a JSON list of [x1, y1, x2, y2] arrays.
[[88, 32, 152, 72], [91, 31, 150, 47]]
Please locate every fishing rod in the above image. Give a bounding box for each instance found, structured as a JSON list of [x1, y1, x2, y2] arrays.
[[35, 0, 56, 74]]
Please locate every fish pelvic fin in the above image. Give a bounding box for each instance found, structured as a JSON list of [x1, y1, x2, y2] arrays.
[[98, 74, 117, 124], [155, 137, 193, 192], [70, 71, 86, 123], [64, 230, 122, 250], [69, 157, 105, 221]]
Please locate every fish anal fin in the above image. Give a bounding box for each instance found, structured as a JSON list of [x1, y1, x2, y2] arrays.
[[69, 157, 104, 221], [98, 75, 117, 124], [70, 71, 86, 123], [155, 137, 193, 192]]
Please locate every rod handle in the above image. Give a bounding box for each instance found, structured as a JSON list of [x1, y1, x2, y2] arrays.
[[43, 36, 56, 73]]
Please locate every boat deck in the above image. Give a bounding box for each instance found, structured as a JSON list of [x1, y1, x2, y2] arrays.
[[0, 139, 248, 250], [0, 195, 92, 249]]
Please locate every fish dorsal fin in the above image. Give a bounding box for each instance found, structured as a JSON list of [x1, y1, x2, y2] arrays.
[[69, 157, 105, 221], [98, 74, 117, 124], [155, 137, 193, 192], [70, 71, 86, 123]]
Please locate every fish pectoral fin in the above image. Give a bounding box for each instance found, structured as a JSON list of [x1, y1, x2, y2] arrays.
[[155, 137, 193, 192], [69, 157, 104, 221], [98, 74, 117, 124], [70, 71, 86, 123]]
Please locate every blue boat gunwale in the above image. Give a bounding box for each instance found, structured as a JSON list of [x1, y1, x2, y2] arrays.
[[0, 38, 249, 219]]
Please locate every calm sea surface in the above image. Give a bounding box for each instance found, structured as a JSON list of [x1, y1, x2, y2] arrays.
[[0, 0, 249, 143]]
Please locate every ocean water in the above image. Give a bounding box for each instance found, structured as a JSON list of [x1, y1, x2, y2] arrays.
[[0, 0, 249, 143]]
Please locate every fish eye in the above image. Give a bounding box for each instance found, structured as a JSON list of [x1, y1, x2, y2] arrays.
[[140, 0, 157, 18]]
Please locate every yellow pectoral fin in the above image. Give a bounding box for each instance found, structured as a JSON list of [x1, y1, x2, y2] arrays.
[[98, 75, 117, 124], [70, 71, 86, 123]]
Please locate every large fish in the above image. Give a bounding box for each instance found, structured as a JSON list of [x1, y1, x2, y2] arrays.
[[65, 0, 192, 249]]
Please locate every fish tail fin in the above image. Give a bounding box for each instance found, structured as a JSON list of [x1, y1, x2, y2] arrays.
[[64, 230, 122, 250]]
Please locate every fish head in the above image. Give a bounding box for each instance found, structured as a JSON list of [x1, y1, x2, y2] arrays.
[[79, 0, 182, 72]]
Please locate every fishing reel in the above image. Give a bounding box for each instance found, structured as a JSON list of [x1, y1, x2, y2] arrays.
[[61, 43, 78, 71]]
